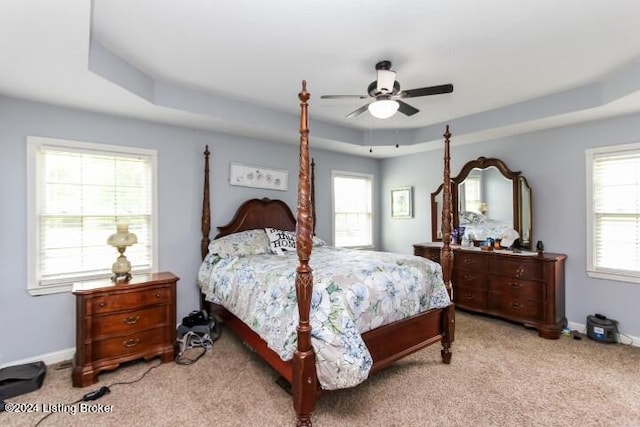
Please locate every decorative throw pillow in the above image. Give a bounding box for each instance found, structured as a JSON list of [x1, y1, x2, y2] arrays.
[[208, 229, 270, 258], [265, 228, 297, 255]]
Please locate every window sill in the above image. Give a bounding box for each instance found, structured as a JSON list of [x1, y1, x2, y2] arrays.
[[587, 269, 640, 284], [27, 282, 75, 296]]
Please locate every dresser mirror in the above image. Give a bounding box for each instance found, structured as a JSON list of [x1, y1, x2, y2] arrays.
[[431, 157, 533, 250]]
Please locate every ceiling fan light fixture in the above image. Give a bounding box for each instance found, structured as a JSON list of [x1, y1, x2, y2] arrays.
[[368, 99, 399, 119], [376, 69, 396, 93]]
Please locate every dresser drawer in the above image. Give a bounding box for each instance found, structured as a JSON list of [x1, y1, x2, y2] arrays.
[[454, 285, 487, 310], [89, 287, 172, 315], [414, 246, 440, 263], [489, 276, 543, 300], [91, 306, 168, 338], [454, 252, 489, 271], [453, 268, 487, 289], [92, 326, 169, 360], [493, 296, 543, 320], [490, 258, 542, 280]]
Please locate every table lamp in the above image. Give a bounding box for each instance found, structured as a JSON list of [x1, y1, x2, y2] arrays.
[[107, 223, 138, 281]]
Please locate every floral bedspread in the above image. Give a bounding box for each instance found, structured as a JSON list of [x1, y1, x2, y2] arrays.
[[197, 246, 451, 390]]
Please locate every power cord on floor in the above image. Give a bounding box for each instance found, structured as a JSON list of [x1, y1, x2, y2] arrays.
[[32, 360, 161, 426], [617, 329, 634, 346]]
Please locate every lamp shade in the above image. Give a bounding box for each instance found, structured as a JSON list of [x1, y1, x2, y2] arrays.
[[376, 69, 397, 93], [107, 223, 138, 247], [368, 99, 399, 119]]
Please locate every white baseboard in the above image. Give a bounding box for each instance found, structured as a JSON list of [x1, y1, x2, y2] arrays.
[[0, 348, 75, 369], [567, 321, 639, 347]]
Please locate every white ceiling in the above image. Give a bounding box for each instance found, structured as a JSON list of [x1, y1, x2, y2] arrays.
[[1, 0, 640, 158]]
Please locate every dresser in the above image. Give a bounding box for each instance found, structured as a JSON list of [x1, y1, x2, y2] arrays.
[[72, 272, 178, 387], [414, 243, 566, 339]]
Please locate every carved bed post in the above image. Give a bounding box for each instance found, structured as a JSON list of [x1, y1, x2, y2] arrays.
[[201, 145, 211, 261], [293, 80, 317, 427], [441, 126, 453, 296], [441, 125, 455, 362], [311, 158, 316, 236], [200, 146, 211, 310]]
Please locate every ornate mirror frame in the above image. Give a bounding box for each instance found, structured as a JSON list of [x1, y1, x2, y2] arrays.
[[431, 157, 533, 250]]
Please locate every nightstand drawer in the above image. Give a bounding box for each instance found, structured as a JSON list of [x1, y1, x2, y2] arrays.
[[90, 287, 171, 315], [92, 326, 169, 360], [91, 306, 169, 338]]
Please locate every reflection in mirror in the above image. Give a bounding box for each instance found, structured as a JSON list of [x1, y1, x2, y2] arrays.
[[431, 157, 533, 250], [458, 167, 513, 224]]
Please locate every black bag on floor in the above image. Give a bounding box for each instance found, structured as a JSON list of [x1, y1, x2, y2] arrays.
[[0, 361, 47, 400]]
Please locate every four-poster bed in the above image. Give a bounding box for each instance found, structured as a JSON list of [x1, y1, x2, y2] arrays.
[[197, 81, 455, 426]]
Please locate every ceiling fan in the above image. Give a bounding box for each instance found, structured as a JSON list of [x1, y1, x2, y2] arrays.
[[321, 60, 453, 119]]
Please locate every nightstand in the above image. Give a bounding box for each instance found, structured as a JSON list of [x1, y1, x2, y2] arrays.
[[72, 272, 178, 387]]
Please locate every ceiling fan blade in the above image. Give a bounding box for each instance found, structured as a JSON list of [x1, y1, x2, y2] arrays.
[[345, 104, 369, 118], [396, 100, 420, 116], [399, 83, 454, 99], [320, 94, 369, 99]]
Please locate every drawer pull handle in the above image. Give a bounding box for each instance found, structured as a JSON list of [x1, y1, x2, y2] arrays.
[[514, 266, 525, 278], [155, 293, 161, 298], [509, 281, 523, 289], [511, 302, 522, 310], [123, 338, 140, 348], [464, 274, 474, 281], [464, 293, 474, 300], [99, 302, 106, 308], [463, 258, 475, 265], [123, 315, 140, 325]]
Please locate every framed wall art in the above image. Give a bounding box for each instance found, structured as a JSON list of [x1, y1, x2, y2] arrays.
[[229, 162, 288, 191], [391, 186, 413, 218]]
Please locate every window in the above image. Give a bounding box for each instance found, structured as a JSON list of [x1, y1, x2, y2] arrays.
[[586, 142, 640, 283], [460, 174, 482, 214], [27, 137, 158, 295], [332, 171, 373, 248]]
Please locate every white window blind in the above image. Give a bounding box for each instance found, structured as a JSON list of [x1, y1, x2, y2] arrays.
[[332, 172, 373, 248], [27, 137, 157, 295], [462, 175, 482, 213], [587, 143, 640, 283]]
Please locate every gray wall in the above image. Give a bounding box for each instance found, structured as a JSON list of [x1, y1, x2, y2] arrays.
[[381, 112, 640, 339], [0, 95, 379, 365]]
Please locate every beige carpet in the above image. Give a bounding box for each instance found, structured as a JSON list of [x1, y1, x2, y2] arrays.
[[3, 311, 640, 427]]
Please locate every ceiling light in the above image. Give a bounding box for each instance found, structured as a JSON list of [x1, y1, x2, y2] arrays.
[[368, 99, 399, 119]]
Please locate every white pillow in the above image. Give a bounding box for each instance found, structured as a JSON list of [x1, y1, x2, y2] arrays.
[[312, 235, 326, 247], [208, 229, 270, 258], [265, 228, 297, 255]]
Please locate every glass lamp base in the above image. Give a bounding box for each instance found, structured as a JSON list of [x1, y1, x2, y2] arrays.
[[111, 254, 132, 282], [111, 272, 132, 282]]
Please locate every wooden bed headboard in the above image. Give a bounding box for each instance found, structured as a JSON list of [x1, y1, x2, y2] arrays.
[[215, 198, 297, 238]]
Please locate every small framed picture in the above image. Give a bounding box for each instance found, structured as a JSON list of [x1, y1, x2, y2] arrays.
[[391, 186, 413, 218]]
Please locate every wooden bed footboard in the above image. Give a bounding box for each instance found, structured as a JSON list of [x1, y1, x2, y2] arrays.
[[204, 300, 454, 387]]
